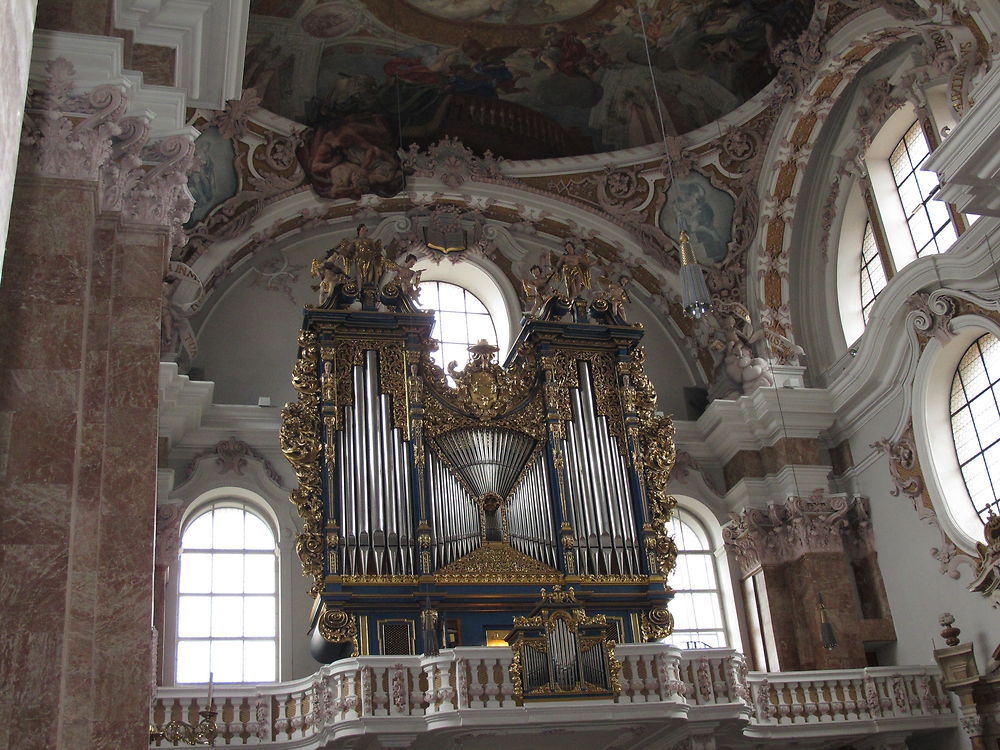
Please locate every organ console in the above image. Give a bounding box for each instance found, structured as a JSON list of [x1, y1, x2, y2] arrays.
[[281, 226, 678, 691]]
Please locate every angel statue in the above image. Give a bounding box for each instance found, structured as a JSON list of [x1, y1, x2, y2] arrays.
[[522, 264, 555, 316], [556, 239, 593, 300], [707, 303, 773, 399]]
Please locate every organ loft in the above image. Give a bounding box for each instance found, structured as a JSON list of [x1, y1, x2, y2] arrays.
[[281, 224, 678, 697]]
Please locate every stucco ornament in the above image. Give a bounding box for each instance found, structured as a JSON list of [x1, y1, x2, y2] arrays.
[[20, 58, 198, 247]]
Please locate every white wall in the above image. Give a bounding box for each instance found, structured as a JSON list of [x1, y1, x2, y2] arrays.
[[0, 0, 37, 278]]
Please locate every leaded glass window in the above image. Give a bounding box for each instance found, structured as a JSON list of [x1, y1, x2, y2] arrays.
[[420, 281, 498, 374], [176, 504, 278, 683], [889, 122, 957, 259], [950, 333, 1000, 522], [661, 515, 728, 649], [860, 221, 888, 324]]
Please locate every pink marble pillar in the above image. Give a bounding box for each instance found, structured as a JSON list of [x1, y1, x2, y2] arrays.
[[0, 62, 194, 750]]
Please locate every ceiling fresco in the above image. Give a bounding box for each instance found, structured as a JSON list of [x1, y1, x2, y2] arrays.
[[246, 0, 814, 161]]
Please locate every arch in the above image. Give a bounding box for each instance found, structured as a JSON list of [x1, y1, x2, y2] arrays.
[[755, 10, 985, 365], [913, 314, 1000, 552], [664, 495, 741, 652], [181, 485, 281, 540], [174, 498, 280, 684], [414, 255, 517, 360]]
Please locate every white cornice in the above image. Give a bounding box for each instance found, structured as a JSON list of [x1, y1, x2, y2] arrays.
[[114, 0, 249, 109], [723, 466, 834, 512], [158, 362, 215, 448], [690, 388, 836, 466], [924, 62, 1000, 217], [29, 30, 191, 136], [823, 220, 1000, 443]]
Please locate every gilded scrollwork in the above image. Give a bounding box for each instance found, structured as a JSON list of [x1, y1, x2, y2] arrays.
[[640, 605, 675, 641], [281, 329, 327, 597], [318, 606, 360, 657]]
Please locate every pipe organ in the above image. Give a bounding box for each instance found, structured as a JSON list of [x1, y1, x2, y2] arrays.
[[283, 227, 679, 671]]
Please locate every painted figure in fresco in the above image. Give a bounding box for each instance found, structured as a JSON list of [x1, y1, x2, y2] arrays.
[[557, 240, 593, 300], [302, 115, 403, 200]]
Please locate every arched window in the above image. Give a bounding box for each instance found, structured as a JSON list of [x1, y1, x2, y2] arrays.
[[420, 280, 498, 372], [950, 332, 1000, 522], [859, 221, 888, 325], [176, 503, 278, 683], [889, 121, 957, 259], [662, 513, 728, 649]]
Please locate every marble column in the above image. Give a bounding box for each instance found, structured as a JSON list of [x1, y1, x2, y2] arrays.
[[724, 494, 895, 671], [0, 61, 193, 749]]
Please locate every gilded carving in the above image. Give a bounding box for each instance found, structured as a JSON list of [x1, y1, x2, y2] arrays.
[[640, 605, 675, 641], [318, 607, 360, 656], [434, 542, 562, 584], [281, 330, 327, 596]]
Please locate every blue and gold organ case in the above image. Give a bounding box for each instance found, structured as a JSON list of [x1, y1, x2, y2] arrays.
[[282, 230, 679, 677]]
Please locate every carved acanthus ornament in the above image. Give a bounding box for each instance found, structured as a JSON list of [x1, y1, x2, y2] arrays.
[[20, 58, 197, 247], [434, 542, 562, 584], [280, 330, 326, 596], [185, 436, 285, 487], [317, 606, 359, 656], [400, 136, 505, 188], [969, 515, 1000, 609], [723, 492, 868, 577], [872, 421, 977, 581]]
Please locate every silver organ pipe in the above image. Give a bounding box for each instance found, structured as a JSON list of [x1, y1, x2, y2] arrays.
[[563, 361, 639, 575], [426, 450, 478, 567], [506, 454, 558, 567], [338, 353, 414, 576]]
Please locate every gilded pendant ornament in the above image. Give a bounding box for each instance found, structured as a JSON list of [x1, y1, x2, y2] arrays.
[[318, 606, 360, 656]]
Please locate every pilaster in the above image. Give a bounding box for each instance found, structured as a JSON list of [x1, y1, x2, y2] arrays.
[[0, 58, 194, 749]]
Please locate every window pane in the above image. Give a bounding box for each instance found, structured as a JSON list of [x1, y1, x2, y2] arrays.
[[926, 197, 950, 229], [176, 504, 279, 685], [244, 640, 277, 683], [438, 311, 469, 343], [183, 514, 213, 550], [244, 597, 276, 637], [244, 514, 275, 550], [437, 282, 467, 312], [211, 596, 243, 637], [915, 169, 939, 200], [211, 553, 244, 594], [466, 314, 496, 345], [982, 335, 1000, 382], [686, 593, 724, 630], [210, 640, 245, 682], [178, 595, 212, 637], [681, 553, 717, 590], [952, 408, 979, 464], [969, 391, 1000, 448], [212, 507, 246, 549], [179, 553, 213, 594], [421, 281, 498, 374], [244, 554, 276, 594], [177, 640, 211, 683], [953, 335, 1000, 520], [932, 223, 957, 253]]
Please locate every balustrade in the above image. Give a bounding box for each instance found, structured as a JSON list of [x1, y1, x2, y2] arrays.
[[150, 647, 953, 747]]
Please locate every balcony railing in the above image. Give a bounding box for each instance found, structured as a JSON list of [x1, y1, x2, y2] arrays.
[[150, 646, 955, 747]]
